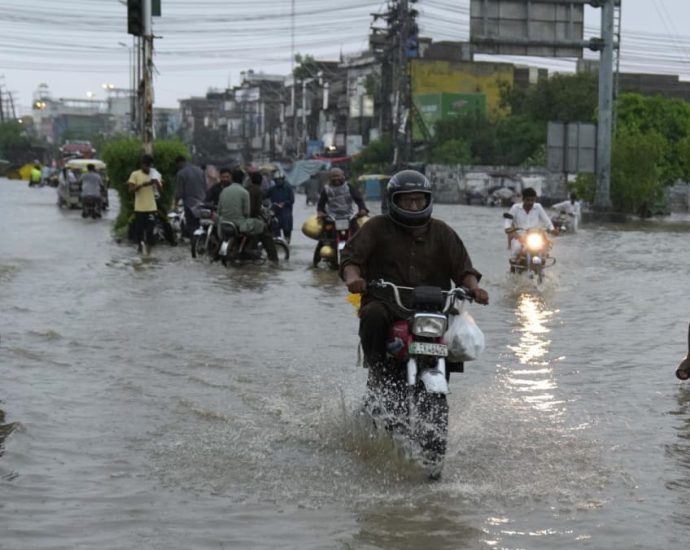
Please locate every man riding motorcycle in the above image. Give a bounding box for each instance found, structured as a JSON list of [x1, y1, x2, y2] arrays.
[[317, 167, 368, 232], [504, 187, 557, 260], [217, 168, 276, 262], [551, 192, 581, 232], [340, 170, 489, 384]]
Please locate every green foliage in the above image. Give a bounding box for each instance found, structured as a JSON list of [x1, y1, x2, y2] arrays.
[[0, 121, 32, 158], [351, 136, 394, 177], [431, 112, 544, 166], [610, 129, 666, 214], [503, 72, 598, 123], [102, 138, 189, 231], [616, 93, 690, 184], [293, 53, 317, 80], [570, 173, 596, 204], [494, 115, 546, 165], [429, 139, 471, 165]]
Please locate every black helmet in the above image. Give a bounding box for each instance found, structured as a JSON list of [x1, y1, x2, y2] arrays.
[[386, 170, 433, 227]]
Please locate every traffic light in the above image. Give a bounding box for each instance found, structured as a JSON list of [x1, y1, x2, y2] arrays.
[[127, 0, 143, 36]]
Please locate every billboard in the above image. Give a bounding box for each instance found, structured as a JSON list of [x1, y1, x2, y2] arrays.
[[470, 0, 585, 58], [414, 93, 487, 138], [411, 59, 513, 117]]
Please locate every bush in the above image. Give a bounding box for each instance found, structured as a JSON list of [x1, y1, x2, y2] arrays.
[[102, 138, 189, 232]]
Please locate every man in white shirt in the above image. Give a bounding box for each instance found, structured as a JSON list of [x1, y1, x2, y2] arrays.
[[504, 187, 556, 259], [551, 193, 581, 231]]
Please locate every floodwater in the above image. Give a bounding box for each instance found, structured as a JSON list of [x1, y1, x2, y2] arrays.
[[1, 177, 690, 549]]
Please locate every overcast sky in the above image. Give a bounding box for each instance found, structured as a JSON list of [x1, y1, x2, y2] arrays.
[[1, 0, 690, 115]]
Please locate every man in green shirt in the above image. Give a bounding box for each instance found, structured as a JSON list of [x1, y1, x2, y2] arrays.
[[217, 168, 277, 261]]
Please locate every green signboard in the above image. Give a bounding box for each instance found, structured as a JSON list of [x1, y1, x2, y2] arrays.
[[413, 92, 486, 140]]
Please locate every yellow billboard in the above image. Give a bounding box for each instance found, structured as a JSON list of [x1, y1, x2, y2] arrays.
[[411, 60, 514, 117]]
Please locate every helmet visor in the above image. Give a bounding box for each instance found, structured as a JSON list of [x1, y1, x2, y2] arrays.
[[392, 191, 431, 213]]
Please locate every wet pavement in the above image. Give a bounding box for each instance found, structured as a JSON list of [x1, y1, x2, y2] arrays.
[[2, 178, 690, 549]]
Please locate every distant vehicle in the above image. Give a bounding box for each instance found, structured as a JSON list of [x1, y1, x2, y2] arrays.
[[58, 159, 109, 210], [59, 140, 96, 162]]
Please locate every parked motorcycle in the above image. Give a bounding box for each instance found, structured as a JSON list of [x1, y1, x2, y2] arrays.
[[167, 205, 187, 244], [216, 205, 289, 266], [190, 205, 218, 259], [362, 280, 473, 478], [81, 196, 102, 219], [503, 213, 555, 283]]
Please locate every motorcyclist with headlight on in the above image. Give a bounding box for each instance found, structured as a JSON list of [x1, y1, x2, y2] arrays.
[[504, 187, 557, 260], [340, 170, 489, 383]]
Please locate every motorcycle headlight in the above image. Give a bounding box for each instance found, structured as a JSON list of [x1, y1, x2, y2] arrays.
[[526, 233, 544, 251], [412, 314, 447, 338]]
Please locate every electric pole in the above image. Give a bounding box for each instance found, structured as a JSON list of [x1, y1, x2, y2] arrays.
[[371, 1, 418, 167], [127, 0, 154, 154], [594, 0, 615, 211]]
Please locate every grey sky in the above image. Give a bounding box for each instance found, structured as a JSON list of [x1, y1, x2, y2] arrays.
[[1, 0, 689, 115]]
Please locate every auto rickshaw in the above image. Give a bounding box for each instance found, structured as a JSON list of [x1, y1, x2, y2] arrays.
[[58, 158, 109, 210]]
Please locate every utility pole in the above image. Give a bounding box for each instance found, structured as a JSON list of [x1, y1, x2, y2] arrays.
[[127, 0, 154, 153], [369, 1, 420, 165], [142, 0, 154, 155], [594, 0, 615, 211]]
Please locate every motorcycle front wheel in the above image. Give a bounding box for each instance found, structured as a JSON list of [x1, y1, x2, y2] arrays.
[[413, 388, 449, 479], [190, 233, 206, 258]]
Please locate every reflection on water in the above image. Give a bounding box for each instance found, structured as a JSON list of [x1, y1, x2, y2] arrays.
[[666, 388, 690, 527], [505, 292, 563, 416], [352, 499, 484, 550]]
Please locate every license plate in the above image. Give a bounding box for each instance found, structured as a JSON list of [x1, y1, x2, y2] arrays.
[[408, 342, 448, 357]]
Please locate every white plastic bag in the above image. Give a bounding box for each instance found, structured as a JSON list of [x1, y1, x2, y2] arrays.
[[444, 309, 485, 362]]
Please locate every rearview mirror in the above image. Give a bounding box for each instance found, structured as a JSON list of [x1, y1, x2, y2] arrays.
[[503, 213, 514, 220]]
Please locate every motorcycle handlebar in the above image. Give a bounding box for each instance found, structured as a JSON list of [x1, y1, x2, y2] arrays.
[[367, 279, 473, 313]]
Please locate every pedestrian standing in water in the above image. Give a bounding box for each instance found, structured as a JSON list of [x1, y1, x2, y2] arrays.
[[174, 156, 207, 238], [266, 173, 295, 243], [128, 154, 161, 255]]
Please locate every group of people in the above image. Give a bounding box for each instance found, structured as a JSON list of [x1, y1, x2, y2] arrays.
[[126, 155, 298, 258], [125, 156, 589, 387]]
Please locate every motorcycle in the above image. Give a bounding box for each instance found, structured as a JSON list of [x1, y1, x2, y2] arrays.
[[190, 205, 218, 259], [167, 205, 187, 244], [362, 280, 473, 479], [550, 211, 576, 234], [503, 213, 555, 283], [312, 214, 365, 270], [81, 196, 102, 219], [216, 205, 289, 266]]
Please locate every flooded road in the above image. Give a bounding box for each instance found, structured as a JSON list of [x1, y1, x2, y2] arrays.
[[2, 177, 690, 549]]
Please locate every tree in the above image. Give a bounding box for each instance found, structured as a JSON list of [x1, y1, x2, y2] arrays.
[[0, 121, 31, 159], [616, 93, 690, 184], [502, 72, 598, 123], [610, 129, 666, 215], [351, 136, 394, 177], [429, 139, 472, 165]]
